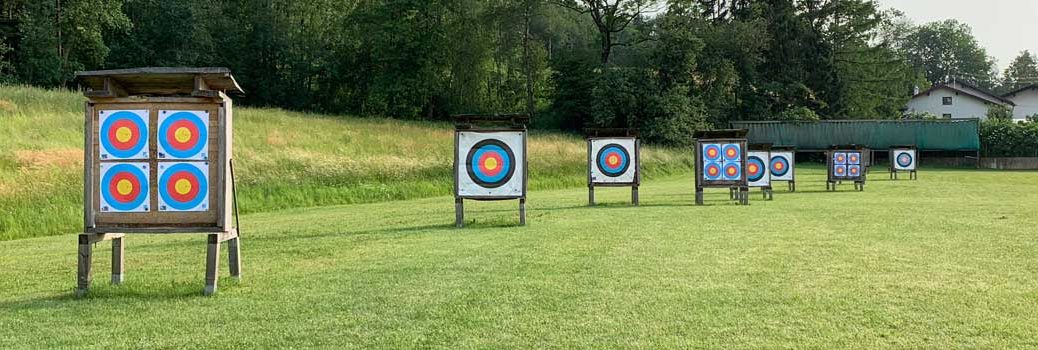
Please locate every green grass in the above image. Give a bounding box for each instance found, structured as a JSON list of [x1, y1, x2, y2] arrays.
[[0, 85, 690, 240], [1, 167, 1036, 348]]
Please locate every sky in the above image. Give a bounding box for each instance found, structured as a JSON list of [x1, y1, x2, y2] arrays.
[[874, 0, 1038, 71]]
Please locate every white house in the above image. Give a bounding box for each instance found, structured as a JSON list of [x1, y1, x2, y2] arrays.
[[905, 80, 1015, 120], [1002, 84, 1038, 121]]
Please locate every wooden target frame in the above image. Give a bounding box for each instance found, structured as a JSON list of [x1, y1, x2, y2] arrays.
[[453, 114, 529, 227], [741, 143, 773, 201], [586, 129, 640, 206], [889, 145, 919, 180], [77, 68, 243, 297], [694, 130, 750, 205], [769, 146, 797, 192], [827, 145, 867, 191]]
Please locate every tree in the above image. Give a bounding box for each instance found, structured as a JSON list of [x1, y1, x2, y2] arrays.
[[553, 0, 660, 64], [1002, 50, 1038, 93], [901, 19, 996, 89], [15, 0, 128, 86]]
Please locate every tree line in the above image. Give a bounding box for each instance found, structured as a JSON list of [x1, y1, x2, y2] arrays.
[[1, 0, 1036, 145]]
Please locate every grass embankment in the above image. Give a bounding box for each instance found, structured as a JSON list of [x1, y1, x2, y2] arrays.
[[0, 85, 690, 240], [0, 168, 1036, 348]]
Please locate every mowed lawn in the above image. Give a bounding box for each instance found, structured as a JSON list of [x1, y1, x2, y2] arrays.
[[1, 167, 1037, 349]]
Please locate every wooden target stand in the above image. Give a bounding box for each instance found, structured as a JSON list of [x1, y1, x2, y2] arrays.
[[889, 145, 919, 180], [826, 145, 867, 192], [453, 114, 529, 227], [586, 129, 641, 206], [770, 146, 797, 192], [694, 130, 750, 205], [733, 143, 773, 201], [76, 68, 244, 297]]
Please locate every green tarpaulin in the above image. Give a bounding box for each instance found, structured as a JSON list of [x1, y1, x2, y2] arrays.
[[729, 120, 980, 151]]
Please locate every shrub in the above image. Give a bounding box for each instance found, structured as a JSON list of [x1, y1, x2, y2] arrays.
[[980, 119, 1038, 157]]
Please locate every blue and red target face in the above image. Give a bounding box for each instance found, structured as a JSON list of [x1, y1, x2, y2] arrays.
[[832, 151, 862, 178], [99, 163, 150, 212], [895, 150, 916, 170], [746, 155, 767, 184], [466, 139, 516, 188], [158, 111, 209, 160], [701, 143, 742, 182], [596, 144, 630, 177], [770, 154, 791, 179], [158, 162, 209, 211], [99, 110, 149, 160]]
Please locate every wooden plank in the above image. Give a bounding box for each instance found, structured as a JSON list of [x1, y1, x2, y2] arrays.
[[204, 234, 221, 296], [87, 226, 226, 234], [227, 237, 241, 280], [111, 236, 124, 284], [83, 102, 96, 229], [76, 68, 244, 95], [76, 234, 93, 297], [216, 106, 227, 228]]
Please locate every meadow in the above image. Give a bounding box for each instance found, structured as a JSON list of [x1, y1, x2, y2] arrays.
[[0, 168, 1036, 348], [0, 85, 690, 240]]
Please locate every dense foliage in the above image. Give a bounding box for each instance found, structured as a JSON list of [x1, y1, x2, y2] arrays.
[[980, 119, 1038, 157], [0, 0, 1028, 145]]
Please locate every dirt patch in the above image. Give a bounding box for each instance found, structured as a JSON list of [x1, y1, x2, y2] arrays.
[[266, 130, 287, 146], [14, 148, 82, 169], [0, 99, 16, 113]]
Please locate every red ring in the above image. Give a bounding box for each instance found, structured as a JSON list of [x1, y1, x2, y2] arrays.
[[108, 172, 141, 203], [166, 171, 201, 203], [478, 152, 505, 177], [166, 119, 201, 151], [107, 119, 141, 150]]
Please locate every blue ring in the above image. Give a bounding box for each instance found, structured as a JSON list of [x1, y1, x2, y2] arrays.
[[159, 163, 208, 210], [833, 152, 847, 165], [704, 161, 723, 180], [722, 144, 741, 161], [770, 156, 790, 177], [897, 152, 914, 167], [703, 144, 722, 162], [159, 112, 208, 159], [723, 161, 742, 180], [848, 152, 861, 165], [99, 111, 148, 159], [470, 145, 512, 184], [101, 163, 148, 211], [597, 145, 630, 177], [834, 165, 847, 177]]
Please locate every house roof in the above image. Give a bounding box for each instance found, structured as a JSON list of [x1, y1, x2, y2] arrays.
[[911, 81, 1015, 106], [1002, 84, 1038, 98]]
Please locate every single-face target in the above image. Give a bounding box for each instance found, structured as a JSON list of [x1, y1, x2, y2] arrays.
[[834, 152, 847, 165], [834, 165, 847, 177], [723, 162, 742, 180], [704, 161, 723, 181], [158, 162, 209, 212], [747, 156, 766, 182], [99, 110, 149, 160], [848, 165, 861, 177], [897, 152, 914, 168], [158, 111, 209, 160], [466, 139, 516, 188], [848, 152, 861, 165], [99, 163, 149, 212], [596, 143, 630, 177], [770, 155, 790, 177], [703, 144, 722, 162], [723, 144, 741, 161]]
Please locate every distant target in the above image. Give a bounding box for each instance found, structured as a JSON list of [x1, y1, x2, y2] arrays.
[[722, 144, 741, 161], [466, 139, 516, 188], [704, 161, 723, 181], [747, 156, 766, 182], [158, 111, 209, 160], [99, 110, 149, 160], [770, 155, 790, 177], [848, 165, 861, 177], [703, 144, 722, 161], [158, 162, 209, 212], [723, 162, 742, 180], [834, 165, 847, 177], [99, 163, 149, 212], [596, 143, 630, 177], [848, 152, 861, 165], [834, 152, 847, 165], [896, 152, 914, 168]]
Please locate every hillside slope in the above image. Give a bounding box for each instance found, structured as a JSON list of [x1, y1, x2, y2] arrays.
[[0, 86, 691, 240]]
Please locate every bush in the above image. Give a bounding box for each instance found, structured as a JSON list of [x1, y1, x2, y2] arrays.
[[980, 119, 1038, 157]]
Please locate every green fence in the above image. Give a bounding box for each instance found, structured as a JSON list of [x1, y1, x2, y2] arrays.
[[730, 120, 981, 151]]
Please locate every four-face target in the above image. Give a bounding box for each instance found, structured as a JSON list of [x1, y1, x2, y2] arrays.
[[831, 150, 864, 179], [99, 110, 149, 160], [158, 162, 210, 212], [99, 163, 150, 212], [457, 131, 525, 197], [158, 110, 209, 160], [590, 139, 637, 184], [701, 142, 743, 183]]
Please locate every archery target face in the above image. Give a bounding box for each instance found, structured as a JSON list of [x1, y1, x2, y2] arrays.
[[747, 151, 770, 187], [704, 161, 723, 181], [158, 162, 210, 212], [769, 151, 794, 181], [457, 131, 524, 197], [158, 110, 209, 160], [99, 162, 149, 213], [701, 142, 744, 183], [894, 149, 917, 170], [834, 164, 848, 177], [99, 110, 149, 160], [833, 152, 847, 165], [848, 165, 862, 177], [702, 144, 722, 162], [848, 152, 861, 165], [590, 138, 636, 183]]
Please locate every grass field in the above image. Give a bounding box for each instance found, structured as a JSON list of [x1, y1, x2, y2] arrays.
[[0, 85, 689, 240], [1, 167, 1036, 349]]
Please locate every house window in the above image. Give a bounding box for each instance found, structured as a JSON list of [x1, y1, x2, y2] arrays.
[[942, 97, 953, 105], [942, 113, 953, 119]]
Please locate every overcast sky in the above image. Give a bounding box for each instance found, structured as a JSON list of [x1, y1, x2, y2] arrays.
[[874, 0, 1038, 71]]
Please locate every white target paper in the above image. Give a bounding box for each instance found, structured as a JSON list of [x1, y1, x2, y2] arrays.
[[747, 151, 770, 187], [590, 138, 637, 184], [892, 149, 917, 170], [457, 131, 525, 197], [770, 151, 795, 181], [157, 161, 210, 212]]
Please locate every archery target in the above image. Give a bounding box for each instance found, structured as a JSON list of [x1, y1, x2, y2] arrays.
[[834, 165, 847, 177], [833, 152, 847, 165], [894, 149, 917, 170], [722, 144, 742, 161], [747, 152, 770, 187], [457, 131, 524, 197], [99, 110, 149, 160], [158, 162, 210, 212], [702, 144, 722, 162], [848, 165, 862, 177], [590, 138, 636, 183], [704, 161, 723, 181], [99, 162, 150, 213], [848, 152, 861, 165], [722, 162, 742, 180], [158, 110, 209, 160], [770, 151, 794, 181]]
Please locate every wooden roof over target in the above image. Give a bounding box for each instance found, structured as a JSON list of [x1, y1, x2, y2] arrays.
[[76, 67, 244, 98]]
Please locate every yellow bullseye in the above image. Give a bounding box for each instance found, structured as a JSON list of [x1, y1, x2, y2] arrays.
[[174, 127, 193, 143], [115, 127, 133, 143], [484, 157, 498, 170], [116, 179, 133, 195], [174, 178, 193, 195], [748, 164, 758, 173], [607, 155, 619, 166]]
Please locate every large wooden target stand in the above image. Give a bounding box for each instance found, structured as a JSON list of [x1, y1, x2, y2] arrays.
[[453, 114, 529, 227], [76, 68, 243, 296], [586, 129, 641, 206], [695, 130, 750, 205]]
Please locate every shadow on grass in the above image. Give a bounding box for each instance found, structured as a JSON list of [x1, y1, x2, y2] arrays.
[[0, 281, 229, 310]]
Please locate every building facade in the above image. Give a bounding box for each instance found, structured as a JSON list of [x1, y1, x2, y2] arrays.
[[905, 81, 1015, 120]]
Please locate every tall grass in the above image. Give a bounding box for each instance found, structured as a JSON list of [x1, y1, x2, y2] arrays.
[[0, 85, 693, 240]]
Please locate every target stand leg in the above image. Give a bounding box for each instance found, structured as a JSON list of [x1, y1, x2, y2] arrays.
[[740, 187, 750, 205], [791, 181, 796, 193], [111, 236, 124, 285], [519, 199, 527, 226], [455, 198, 464, 228], [204, 231, 238, 296], [228, 232, 242, 282], [76, 233, 125, 297], [695, 190, 704, 205], [589, 186, 595, 206], [632, 186, 639, 206]]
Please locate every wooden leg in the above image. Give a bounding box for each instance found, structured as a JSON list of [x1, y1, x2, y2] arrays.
[[741, 188, 749, 205], [228, 236, 241, 282], [111, 236, 124, 285], [791, 181, 796, 192], [455, 198, 464, 228], [76, 234, 93, 297], [204, 234, 221, 296], [519, 199, 527, 226], [632, 186, 639, 206], [695, 190, 704, 205], [589, 186, 595, 206]]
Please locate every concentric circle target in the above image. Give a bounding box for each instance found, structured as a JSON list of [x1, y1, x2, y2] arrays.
[[848, 165, 861, 177], [704, 161, 723, 180], [159, 111, 209, 159], [723, 162, 742, 180], [747, 156, 766, 182], [896, 152, 914, 168], [723, 144, 741, 161], [703, 144, 722, 162], [100, 163, 148, 211], [596, 143, 630, 177], [466, 139, 516, 188], [159, 163, 209, 211], [770, 156, 790, 177], [834, 152, 847, 165], [848, 152, 861, 165], [834, 165, 847, 177], [100, 111, 148, 159]]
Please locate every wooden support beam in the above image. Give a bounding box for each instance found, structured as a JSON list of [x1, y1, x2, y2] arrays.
[[192, 75, 220, 98], [84, 77, 128, 98], [111, 237, 124, 284]]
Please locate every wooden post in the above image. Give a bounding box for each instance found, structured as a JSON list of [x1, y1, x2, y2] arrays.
[[588, 185, 595, 206], [76, 234, 93, 297], [695, 190, 704, 205], [111, 236, 124, 284], [519, 199, 527, 226], [204, 234, 221, 296], [632, 186, 639, 206], [228, 235, 241, 281], [455, 198, 464, 228]]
